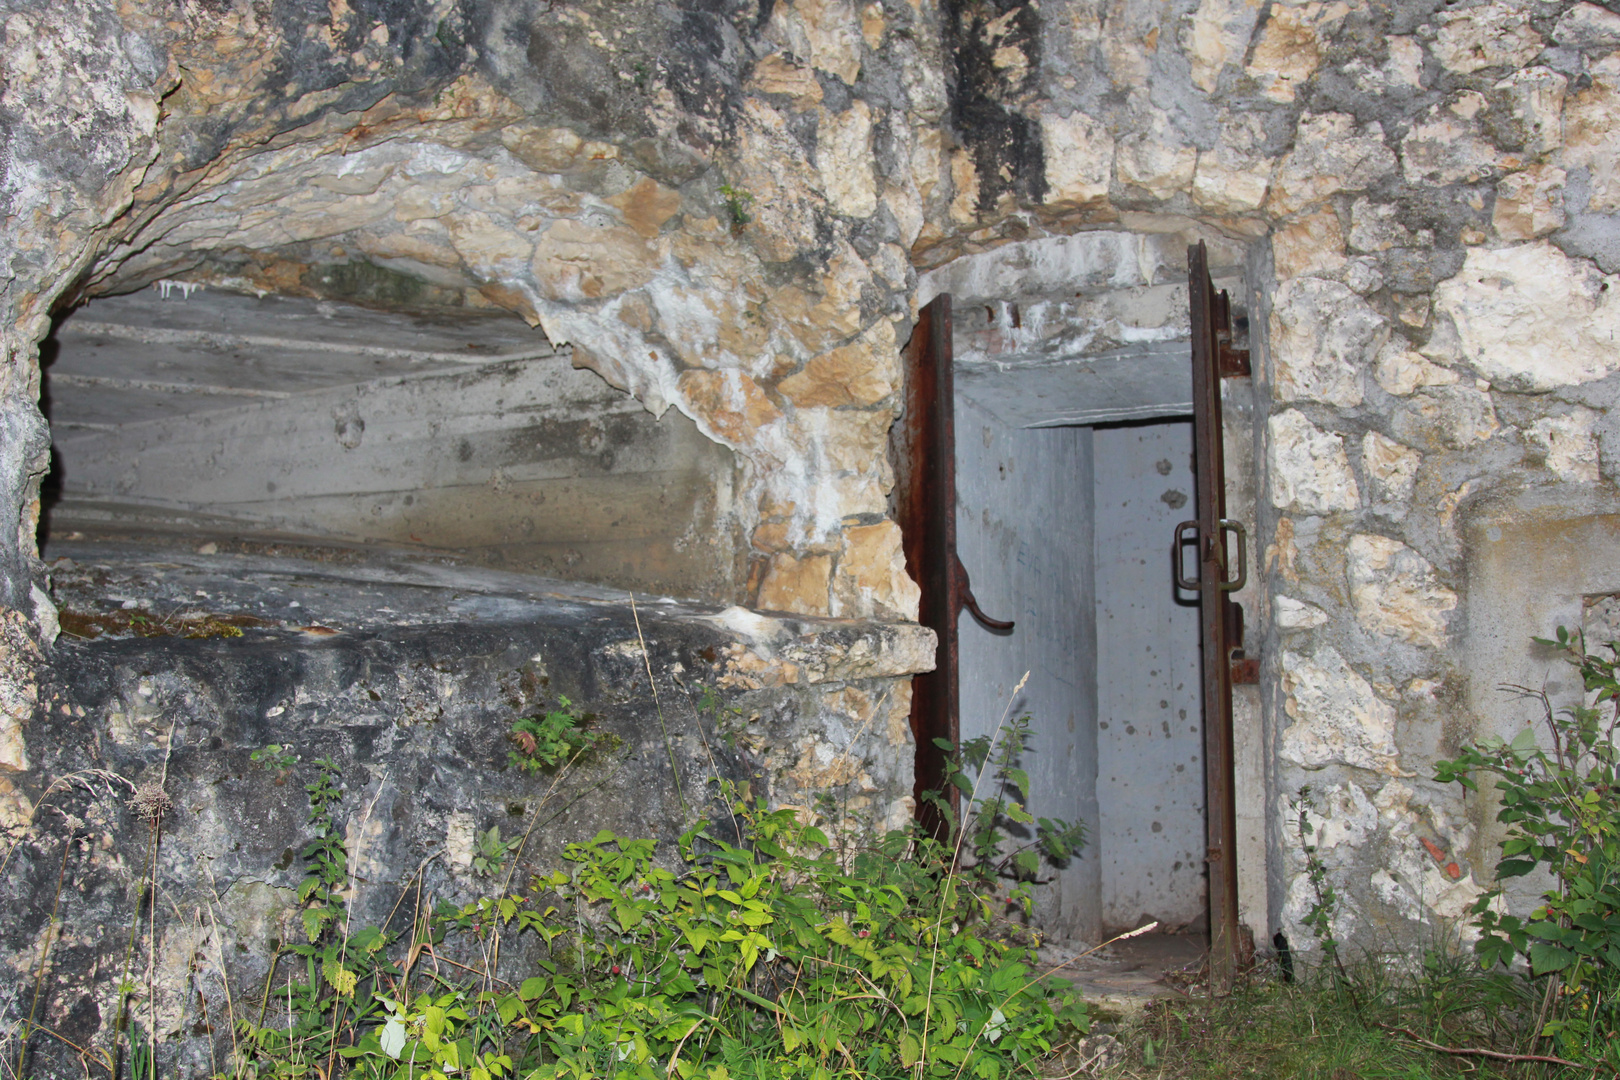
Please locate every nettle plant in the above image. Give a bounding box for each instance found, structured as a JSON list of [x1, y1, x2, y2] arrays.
[[1435, 626, 1620, 1067], [222, 707, 1090, 1080]]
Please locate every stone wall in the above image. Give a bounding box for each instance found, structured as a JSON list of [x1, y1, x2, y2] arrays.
[[3, 0, 1620, 1009], [1, 543, 928, 1077]]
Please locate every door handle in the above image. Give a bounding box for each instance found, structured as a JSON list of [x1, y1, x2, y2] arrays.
[[954, 555, 1015, 633], [1172, 519, 1247, 592]]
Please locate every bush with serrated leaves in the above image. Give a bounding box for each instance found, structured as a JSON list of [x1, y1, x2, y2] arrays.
[[221, 721, 1090, 1080], [1434, 626, 1620, 1069]]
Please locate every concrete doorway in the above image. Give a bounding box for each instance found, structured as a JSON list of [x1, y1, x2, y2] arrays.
[[955, 408, 1204, 945], [916, 231, 1256, 950]]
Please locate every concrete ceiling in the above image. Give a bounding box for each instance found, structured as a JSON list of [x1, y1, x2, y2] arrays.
[[46, 286, 557, 432]]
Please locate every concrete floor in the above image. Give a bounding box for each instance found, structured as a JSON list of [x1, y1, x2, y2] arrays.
[[1039, 932, 1206, 1014]]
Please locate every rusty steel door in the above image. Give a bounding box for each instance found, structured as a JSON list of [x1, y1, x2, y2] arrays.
[[894, 294, 1013, 840], [1178, 240, 1249, 992]]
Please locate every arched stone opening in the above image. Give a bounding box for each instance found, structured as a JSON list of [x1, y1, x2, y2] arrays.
[[911, 224, 1268, 948]]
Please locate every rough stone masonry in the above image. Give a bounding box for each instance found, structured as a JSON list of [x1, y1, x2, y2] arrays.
[[4, 0, 1620, 1069]]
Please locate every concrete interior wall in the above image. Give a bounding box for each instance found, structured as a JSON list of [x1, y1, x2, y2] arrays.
[[41, 287, 744, 602], [955, 396, 1100, 943], [1092, 422, 1206, 933], [957, 406, 1208, 944]]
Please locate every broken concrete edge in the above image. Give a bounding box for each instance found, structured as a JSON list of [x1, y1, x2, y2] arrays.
[[1, 558, 929, 1074]]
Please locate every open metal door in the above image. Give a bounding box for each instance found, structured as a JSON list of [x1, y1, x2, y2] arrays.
[[894, 294, 1013, 840], [1178, 241, 1249, 992]]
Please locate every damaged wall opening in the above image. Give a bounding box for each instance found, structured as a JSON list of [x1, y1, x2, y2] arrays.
[[39, 285, 745, 603]]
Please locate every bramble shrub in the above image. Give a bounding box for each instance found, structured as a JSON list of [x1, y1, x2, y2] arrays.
[[1434, 626, 1620, 1068], [222, 711, 1090, 1080]]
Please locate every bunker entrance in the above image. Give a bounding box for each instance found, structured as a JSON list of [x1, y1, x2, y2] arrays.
[[38, 285, 744, 604], [900, 233, 1264, 966]]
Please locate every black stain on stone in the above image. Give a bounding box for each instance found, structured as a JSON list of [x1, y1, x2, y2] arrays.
[[942, 0, 1047, 214], [1160, 489, 1188, 509]]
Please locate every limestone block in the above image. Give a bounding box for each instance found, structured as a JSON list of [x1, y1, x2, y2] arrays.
[[1393, 384, 1499, 449], [1526, 407, 1600, 482], [1115, 114, 1197, 200], [1279, 646, 1400, 772], [1192, 152, 1272, 214], [948, 149, 980, 224], [1185, 0, 1264, 93], [1401, 96, 1510, 186], [1271, 208, 1346, 280], [1432, 3, 1543, 75], [770, 280, 864, 356], [1373, 343, 1458, 397], [1493, 68, 1567, 157], [1267, 113, 1396, 217], [1188, 112, 1273, 214], [1493, 164, 1566, 240], [1275, 594, 1329, 630], [779, 320, 898, 407], [1434, 242, 1620, 390], [1301, 780, 1378, 851], [677, 369, 784, 448], [1347, 198, 1421, 253], [1383, 36, 1424, 89], [0, 611, 39, 771], [910, 125, 945, 206], [816, 407, 894, 476], [531, 219, 659, 302], [861, 3, 885, 49], [1347, 534, 1456, 649], [1552, 2, 1620, 50], [1559, 57, 1620, 212], [1245, 2, 1342, 103], [1268, 410, 1360, 513], [499, 125, 586, 172], [817, 101, 877, 218], [1040, 110, 1113, 208], [442, 210, 532, 270], [734, 98, 827, 262], [830, 521, 920, 621], [748, 54, 824, 105], [1363, 431, 1419, 506], [607, 178, 682, 239], [1270, 277, 1383, 408], [758, 552, 833, 616], [770, 0, 863, 84], [1343, 257, 1385, 295]]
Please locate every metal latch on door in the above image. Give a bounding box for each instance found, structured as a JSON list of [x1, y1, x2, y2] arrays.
[[1173, 519, 1258, 684]]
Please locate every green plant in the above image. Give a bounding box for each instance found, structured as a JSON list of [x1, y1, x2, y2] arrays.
[[473, 826, 522, 878], [1435, 625, 1620, 1068], [718, 185, 754, 234], [219, 719, 1091, 1080], [509, 699, 600, 774], [233, 757, 399, 1079], [251, 744, 298, 772], [326, 795, 1087, 1080], [1289, 786, 1356, 1006], [937, 714, 1087, 896]]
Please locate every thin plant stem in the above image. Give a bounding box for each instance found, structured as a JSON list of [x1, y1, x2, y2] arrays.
[[629, 594, 685, 813], [199, 860, 241, 1067], [110, 824, 157, 1080], [919, 670, 1028, 1075], [18, 834, 74, 1079]]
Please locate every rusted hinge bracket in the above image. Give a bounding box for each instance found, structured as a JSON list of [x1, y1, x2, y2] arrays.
[[1213, 289, 1251, 377], [1218, 343, 1251, 377]]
